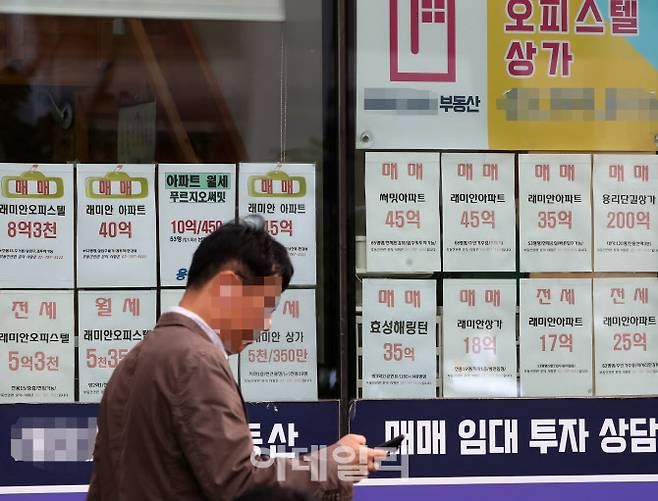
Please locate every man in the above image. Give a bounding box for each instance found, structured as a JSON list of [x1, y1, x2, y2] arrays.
[[88, 218, 384, 500]]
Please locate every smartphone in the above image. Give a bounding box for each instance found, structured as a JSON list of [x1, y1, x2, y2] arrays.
[[375, 434, 405, 455]]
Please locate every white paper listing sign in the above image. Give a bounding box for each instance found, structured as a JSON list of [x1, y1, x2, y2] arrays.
[[239, 164, 316, 286], [0, 290, 74, 403], [442, 280, 517, 398], [441, 153, 516, 271], [78, 290, 156, 402], [594, 278, 658, 396], [77, 164, 157, 287], [356, 0, 488, 150], [240, 289, 318, 401], [0, 164, 74, 288], [362, 279, 437, 398], [365, 152, 440, 272], [520, 279, 593, 397], [519, 155, 592, 272], [593, 155, 658, 272], [158, 164, 236, 286]]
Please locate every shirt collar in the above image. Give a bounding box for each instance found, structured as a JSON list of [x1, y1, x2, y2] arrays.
[[168, 306, 228, 359]]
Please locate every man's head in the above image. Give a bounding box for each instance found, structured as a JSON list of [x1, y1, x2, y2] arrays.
[[180, 217, 293, 354]]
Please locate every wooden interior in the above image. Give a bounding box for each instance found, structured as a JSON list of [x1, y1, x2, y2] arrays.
[[0, 14, 246, 164]]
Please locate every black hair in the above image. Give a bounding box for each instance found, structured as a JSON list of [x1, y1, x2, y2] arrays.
[[186, 217, 293, 290]]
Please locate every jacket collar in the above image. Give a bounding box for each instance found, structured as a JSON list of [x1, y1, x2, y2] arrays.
[[156, 311, 247, 418], [156, 311, 216, 345]]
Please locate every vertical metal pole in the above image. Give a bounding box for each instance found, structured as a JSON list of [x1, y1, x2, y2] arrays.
[[336, 0, 351, 436]]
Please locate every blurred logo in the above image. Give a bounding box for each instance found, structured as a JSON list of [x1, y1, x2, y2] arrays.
[[11, 416, 97, 462]]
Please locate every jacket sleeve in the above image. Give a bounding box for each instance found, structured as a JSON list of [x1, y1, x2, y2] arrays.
[[86, 465, 100, 500], [171, 351, 352, 500]]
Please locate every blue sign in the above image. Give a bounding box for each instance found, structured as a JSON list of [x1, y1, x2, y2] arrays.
[[349, 398, 658, 478], [1, 405, 96, 488], [246, 401, 340, 456], [0, 401, 339, 488]]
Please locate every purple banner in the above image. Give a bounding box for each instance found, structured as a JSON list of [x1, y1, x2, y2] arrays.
[[349, 398, 658, 478], [354, 478, 658, 501]]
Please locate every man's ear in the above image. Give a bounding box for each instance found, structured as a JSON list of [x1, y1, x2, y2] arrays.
[[207, 270, 242, 305], [213, 270, 242, 286]]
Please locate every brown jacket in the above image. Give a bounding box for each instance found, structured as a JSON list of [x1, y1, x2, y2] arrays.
[[88, 312, 350, 500]]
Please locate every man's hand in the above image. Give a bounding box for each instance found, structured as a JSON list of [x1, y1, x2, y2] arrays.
[[333, 434, 387, 480]]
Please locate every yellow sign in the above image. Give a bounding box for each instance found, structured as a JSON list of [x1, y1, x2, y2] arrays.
[[247, 169, 306, 198], [488, 0, 658, 151], [1, 167, 64, 199], [85, 168, 148, 199]]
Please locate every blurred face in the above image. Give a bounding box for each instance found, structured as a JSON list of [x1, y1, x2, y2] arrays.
[[207, 271, 283, 353]]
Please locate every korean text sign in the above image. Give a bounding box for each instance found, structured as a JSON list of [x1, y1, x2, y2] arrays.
[[489, 0, 657, 151], [357, 0, 488, 149], [441, 153, 516, 271], [240, 289, 318, 401], [594, 278, 658, 396], [0, 164, 74, 288], [519, 154, 592, 271], [0, 401, 338, 487], [593, 155, 658, 272], [362, 279, 437, 399], [357, 1, 658, 151], [0, 291, 74, 403], [349, 398, 658, 478], [520, 279, 593, 397], [158, 164, 236, 286], [365, 152, 441, 272], [239, 163, 316, 286], [76, 164, 157, 287], [442, 279, 517, 397], [78, 290, 156, 402]]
